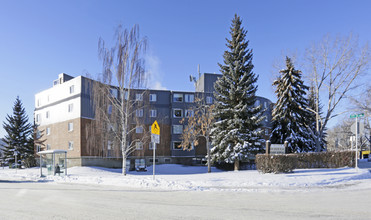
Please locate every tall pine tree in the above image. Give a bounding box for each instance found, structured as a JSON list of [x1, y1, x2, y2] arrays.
[[270, 57, 313, 152], [211, 14, 264, 170], [1, 97, 34, 166]]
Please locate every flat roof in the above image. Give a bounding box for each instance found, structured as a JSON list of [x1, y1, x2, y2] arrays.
[[37, 150, 67, 155]]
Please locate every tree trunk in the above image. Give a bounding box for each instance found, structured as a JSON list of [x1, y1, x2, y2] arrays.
[[206, 139, 211, 173], [315, 136, 321, 152], [122, 153, 127, 176], [234, 159, 239, 171]]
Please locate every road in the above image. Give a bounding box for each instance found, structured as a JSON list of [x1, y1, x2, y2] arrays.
[[0, 181, 370, 220]]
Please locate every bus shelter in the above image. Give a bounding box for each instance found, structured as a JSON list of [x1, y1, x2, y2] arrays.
[[37, 150, 67, 177]]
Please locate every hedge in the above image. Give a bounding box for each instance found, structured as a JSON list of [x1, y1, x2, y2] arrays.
[[256, 151, 355, 174]]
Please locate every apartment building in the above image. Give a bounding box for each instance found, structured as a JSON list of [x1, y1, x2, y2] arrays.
[[34, 73, 272, 168]]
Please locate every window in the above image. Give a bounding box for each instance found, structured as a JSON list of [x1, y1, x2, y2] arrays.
[[185, 109, 194, 117], [206, 96, 213, 104], [110, 88, 118, 98], [173, 93, 183, 102], [149, 159, 159, 163], [173, 109, 183, 118], [255, 100, 260, 107], [47, 95, 50, 102], [36, 114, 41, 123], [36, 145, 41, 152], [107, 141, 112, 150], [69, 85, 74, 94], [173, 125, 183, 134], [185, 94, 194, 103], [46, 144, 51, 150], [36, 130, 41, 139], [119, 91, 129, 100], [150, 109, 157, 118], [136, 93, 143, 101], [68, 141, 74, 150], [149, 94, 157, 102], [136, 109, 143, 117], [46, 111, 50, 119], [136, 126, 143, 133], [68, 103, 73, 112], [37, 99, 40, 107], [149, 142, 157, 150], [46, 127, 50, 136], [108, 105, 112, 115], [68, 122, 74, 132], [135, 142, 143, 150], [173, 141, 182, 150], [124, 91, 128, 100]]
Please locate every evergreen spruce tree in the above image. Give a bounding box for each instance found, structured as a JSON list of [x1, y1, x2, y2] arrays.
[[211, 14, 264, 170], [23, 122, 45, 167], [1, 97, 33, 166], [270, 57, 313, 153]]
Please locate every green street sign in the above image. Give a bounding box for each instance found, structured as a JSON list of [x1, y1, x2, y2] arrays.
[[350, 113, 364, 118]]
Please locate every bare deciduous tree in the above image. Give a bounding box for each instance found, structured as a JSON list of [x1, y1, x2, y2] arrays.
[[349, 85, 371, 115], [305, 34, 370, 152], [180, 97, 215, 173], [90, 24, 148, 175], [327, 118, 353, 151]]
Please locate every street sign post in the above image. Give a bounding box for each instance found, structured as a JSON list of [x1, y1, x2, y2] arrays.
[[350, 113, 365, 171], [350, 113, 364, 118], [151, 120, 160, 180]]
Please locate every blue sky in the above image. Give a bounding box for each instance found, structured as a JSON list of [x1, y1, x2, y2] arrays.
[[1, 0, 370, 138]]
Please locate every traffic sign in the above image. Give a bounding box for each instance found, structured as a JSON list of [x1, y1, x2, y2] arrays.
[[350, 113, 364, 118], [151, 133, 160, 144], [151, 120, 160, 135]]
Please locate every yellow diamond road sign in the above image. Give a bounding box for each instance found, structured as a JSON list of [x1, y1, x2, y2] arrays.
[[151, 120, 160, 135]]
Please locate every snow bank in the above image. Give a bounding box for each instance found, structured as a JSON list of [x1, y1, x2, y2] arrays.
[[1, 165, 370, 192]]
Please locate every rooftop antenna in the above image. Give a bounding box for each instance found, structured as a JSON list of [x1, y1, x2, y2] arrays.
[[198, 64, 201, 79], [189, 75, 197, 87], [189, 64, 200, 88]]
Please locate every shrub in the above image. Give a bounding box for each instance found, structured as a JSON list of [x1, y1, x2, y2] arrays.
[[256, 154, 297, 174], [256, 151, 355, 173]]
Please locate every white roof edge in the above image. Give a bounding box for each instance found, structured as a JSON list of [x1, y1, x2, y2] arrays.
[[37, 149, 67, 155]]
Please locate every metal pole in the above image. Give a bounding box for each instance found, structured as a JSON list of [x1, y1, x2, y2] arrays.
[[40, 154, 42, 177], [53, 153, 55, 176], [65, 152, 67, 176], [153, 142, 156, 180], [356, 117, 358, 170]]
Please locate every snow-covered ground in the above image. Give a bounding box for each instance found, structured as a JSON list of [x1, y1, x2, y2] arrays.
[[1, 164, 371, 192]]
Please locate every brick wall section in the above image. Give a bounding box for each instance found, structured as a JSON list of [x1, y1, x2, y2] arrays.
[[39, 118, 81, 158]]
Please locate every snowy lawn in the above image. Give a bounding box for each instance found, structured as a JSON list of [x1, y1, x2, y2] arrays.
[[1, 164, 370, 192]]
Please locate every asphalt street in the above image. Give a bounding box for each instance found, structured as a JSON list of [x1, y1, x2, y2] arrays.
[[0, 181, 370, 220]]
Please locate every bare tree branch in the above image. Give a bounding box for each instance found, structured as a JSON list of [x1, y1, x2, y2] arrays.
[[305, 33, 370, 151]]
